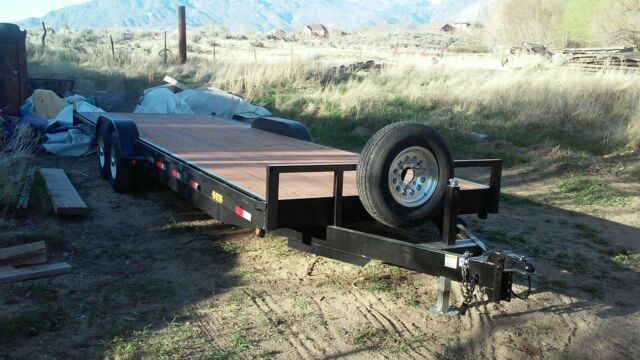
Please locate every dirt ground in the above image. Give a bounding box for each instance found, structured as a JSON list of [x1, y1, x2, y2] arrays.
[[1, 153, 639, 360]]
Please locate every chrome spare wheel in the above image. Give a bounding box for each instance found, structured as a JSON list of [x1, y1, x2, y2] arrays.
[[388, 146, 439, 207], [110, 150, 118, 180], [98, 137, 105, 168]]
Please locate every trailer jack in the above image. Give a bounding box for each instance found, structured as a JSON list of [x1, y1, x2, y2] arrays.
[[457, 251, 535, 315]]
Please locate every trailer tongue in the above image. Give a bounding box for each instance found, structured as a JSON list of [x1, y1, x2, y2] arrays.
[[75, 111, 535, 315]]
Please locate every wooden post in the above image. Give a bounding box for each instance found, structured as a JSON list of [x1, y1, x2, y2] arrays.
[[41, 22, 47, 48], [394, 37, 399, 57], [213, 42, 217, 66], [163, 31, 168, 64], [178, 6, 187, 64], [110, 34, 115, 59]]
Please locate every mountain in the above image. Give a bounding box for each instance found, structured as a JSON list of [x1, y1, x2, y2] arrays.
[[18, 0, 492, 31]]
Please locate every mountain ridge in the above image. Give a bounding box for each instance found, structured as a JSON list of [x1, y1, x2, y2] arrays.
[[17, 0, 492, 31]]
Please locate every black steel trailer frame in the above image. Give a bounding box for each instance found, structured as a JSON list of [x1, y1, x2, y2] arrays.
[[74, 112, 535, 314]]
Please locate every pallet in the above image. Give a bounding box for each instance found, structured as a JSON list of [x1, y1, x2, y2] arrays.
[[39, 168, 88, 216], [0, 262, 71, 284]]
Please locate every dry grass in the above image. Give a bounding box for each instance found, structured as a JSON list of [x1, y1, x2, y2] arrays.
[[23, 27, 640, 153], [0, 127, 38, 209]]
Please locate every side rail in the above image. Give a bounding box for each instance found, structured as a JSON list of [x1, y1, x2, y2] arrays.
[[265, 163, 357, 230]]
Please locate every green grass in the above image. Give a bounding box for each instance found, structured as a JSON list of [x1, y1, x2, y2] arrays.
[[356, 262, 402, 293], [538, 176, 631, 207], [293, 297, 309, 311], [0, 305, 65, 339], [207, 331, 252, 359], [106, 325, 151, 359], [612, 250, 640, 272], [107, 325, 151, 358], [351, 324, 388, 348]]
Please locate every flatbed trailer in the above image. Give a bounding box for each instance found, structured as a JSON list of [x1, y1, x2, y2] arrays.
[[74, 111, 534, 314]]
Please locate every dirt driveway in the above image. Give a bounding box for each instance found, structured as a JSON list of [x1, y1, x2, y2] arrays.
[[1, 154, 639, 359]]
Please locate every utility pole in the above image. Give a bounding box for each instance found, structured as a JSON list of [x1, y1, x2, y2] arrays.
[[178, 6, 187, 64]]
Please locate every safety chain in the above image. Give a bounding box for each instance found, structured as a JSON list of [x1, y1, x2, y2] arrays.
[[459, 251, 479, 315]]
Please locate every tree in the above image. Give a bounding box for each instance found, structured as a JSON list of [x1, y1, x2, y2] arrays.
[[484, 0, 565, 47]]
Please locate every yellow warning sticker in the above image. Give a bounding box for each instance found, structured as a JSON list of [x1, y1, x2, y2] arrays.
[[211, 191, 224, 204], [444, 254, 458, 269]]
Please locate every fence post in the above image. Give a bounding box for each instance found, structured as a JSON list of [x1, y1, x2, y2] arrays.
[[110, 34, 115, 60], [41, 22, 47, 48], [178, 6, 187, 64], [213, 42, 217, 67]]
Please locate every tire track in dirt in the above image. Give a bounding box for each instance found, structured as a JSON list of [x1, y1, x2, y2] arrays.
[[166, 262, 225, 354], [557, 295, 580, 354], [368, 291, 424, 336], [242, 288, 315, 359], [261, 291, 334, 358], [349, 290, 431, 359], [468, 300, 496, 359], [310, 296, 351, 354]]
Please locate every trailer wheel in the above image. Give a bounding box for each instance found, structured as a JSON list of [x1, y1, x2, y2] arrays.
[[108, 132, 135, 193], [356, 122, 453, 228], [97, 124, 112, 179]]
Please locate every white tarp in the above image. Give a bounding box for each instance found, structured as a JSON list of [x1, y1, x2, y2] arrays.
[[42, 126, 95, 156], [134, 88, 194, 114], [175, 88, 272, 119]]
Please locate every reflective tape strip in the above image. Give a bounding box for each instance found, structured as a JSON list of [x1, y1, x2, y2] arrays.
[[170, 169, 182, 180], [189, 180, 199, 190], [235, 206, 252, 221], [155, 161, 166, 170]]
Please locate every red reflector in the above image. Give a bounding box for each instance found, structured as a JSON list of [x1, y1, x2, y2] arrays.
[[155, 161, 166, 170], [170, 169, 178, 177], [189, 180, 199, 190], [235, 206, 252, 221]]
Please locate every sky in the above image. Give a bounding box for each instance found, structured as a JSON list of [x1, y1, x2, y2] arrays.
[[0, 0, 88, 23]]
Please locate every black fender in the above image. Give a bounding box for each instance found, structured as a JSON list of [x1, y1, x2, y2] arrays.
[[251, 116, 312, 141], [95, 115, 142, 159]]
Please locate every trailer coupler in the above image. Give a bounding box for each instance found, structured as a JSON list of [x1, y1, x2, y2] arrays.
[[459, 251, 535, 315]]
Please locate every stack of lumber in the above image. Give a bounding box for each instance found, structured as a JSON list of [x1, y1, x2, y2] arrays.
[[0, 241, 71, 284], [563, 47, 639, 69]]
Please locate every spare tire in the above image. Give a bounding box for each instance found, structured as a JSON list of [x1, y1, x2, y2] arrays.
[[356, 122, 454, 228]]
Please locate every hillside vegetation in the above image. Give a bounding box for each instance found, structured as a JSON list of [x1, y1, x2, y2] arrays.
[[25, 27, 640, 156]]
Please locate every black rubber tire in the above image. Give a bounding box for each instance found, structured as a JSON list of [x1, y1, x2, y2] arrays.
[[97, 124, 112, 179], [108, 132, 135, 193], [356, 122, 454, 228]]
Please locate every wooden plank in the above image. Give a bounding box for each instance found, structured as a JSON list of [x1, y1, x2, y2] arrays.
[[39, 168, 88, 216], [0, 262, 71, 284], [163, 75, 190, 91], [15, 167, 35, 217], [0, 241, 47, 266]]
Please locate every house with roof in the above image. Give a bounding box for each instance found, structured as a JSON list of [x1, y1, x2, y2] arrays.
[[302, 23, 329, 38]]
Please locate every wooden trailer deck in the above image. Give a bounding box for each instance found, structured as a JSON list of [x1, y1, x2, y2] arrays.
[[77, 112, 487, 200]]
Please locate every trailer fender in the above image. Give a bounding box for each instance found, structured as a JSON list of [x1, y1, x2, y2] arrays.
[[251, 116, 312, 141], [95, 115, 141, 159]]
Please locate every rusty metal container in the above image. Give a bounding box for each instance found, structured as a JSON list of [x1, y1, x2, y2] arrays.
[[0, 23, 28, 115]]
